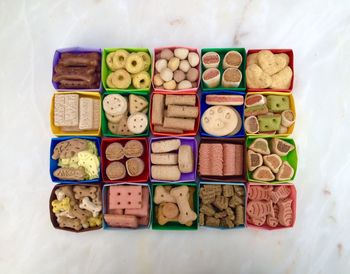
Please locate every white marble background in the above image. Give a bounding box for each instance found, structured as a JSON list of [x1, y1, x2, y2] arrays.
[[0, 0, 350, 273]]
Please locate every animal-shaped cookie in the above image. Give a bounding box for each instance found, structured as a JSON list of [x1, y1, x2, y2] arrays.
[[247, 200, 274, 219], [268, 185, 291, 203], [248, 186, 273, 201], [52, 197, 71, 214], [277, 198, 294, 226]]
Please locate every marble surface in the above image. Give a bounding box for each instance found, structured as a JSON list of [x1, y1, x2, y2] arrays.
[[0, 0, 350, 273]]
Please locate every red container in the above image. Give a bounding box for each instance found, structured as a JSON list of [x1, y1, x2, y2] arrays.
[[246, 49, 294, 93], [246, 183, 297, 230], [152, 46, 200, 93], [49, 183, 102, 232], [150, 91, 200, 137], [101, 137, 150, 183]]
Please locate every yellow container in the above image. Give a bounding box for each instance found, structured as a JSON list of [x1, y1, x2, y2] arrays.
[[245, 91, 296, 137], [50, 91, 101, 136]]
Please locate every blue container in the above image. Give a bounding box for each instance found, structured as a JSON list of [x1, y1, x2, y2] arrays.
[[198, 181, 246, 229], [50, 136, 101, 184], [102, 183, 152, 230], [200, 90, 246, 138]]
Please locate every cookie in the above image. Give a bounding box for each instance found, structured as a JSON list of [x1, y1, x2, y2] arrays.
[[257, 50, 288, 76], [206, 95, 244, 106], [105, 112, 125, 123], [151, 94, 165, 125], [246, 64, 272, 89], [252, 166, 275, 182], [178, 145, 194, 173], [151, 153, 178, 165], [123, 140, 144, 158], [222, 68, 242, 88], [53, 167, 86, 181], [106, 69, 131, 89], [245, 94, 266, 107], [151, 139, 181, 153], [165, 95, 196, 106], [223, 51, 242, 69], [270, 138, 295, 156], [151, 165, 181, 181], [277, 198, 293, 226], [129, 94, 148, 114], [126, 158, 145, 177], [125, 53, 144, 74], [266, 95, 290, 112], [263, 154, 282, 173], [258, 114, 282, 132], [244, 104, 269, 117], [127, 112, 148, 134], [106, 161, 126, 180], [108, 116, 133, 136], [167, 105, 198, 119], [247, 150, 263, 172], [103, 94, 128, 115], [270, 66, 293, 89], [163, 117, 195, 131], [202, 68, 220, 88], [248, 186, 272, 201], [202, 52, 220, 69], [132, 71, 151, 89], [105, 142, 124, 161], [281, 110, 295, 127], [201, 106, 242, 137], [249, 138, 270, 155], [244, 116, 259, 134], [276, 161, 294, 181], [54, 94, 79, 127]]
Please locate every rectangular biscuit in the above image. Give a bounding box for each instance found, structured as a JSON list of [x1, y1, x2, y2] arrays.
[[178, 145, 194, 173], [104, 214, 138, 228], [167, 105, 199, 118], [151, 139, 181, 153], [151, 165, 181, 181], [125, 187, 149, 217], [79, 97, 93, 130], [152, 94, 164, 125], [92, 99, 100, 130], [154, 125, 183, 134], [54, 94, 79, 127], [151, 153, 178, 165], [108, 186, 142, 209], [165, 95, 196, 106], [163, 117, 195, 131]]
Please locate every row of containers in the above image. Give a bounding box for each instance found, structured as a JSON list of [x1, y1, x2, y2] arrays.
[[49, 136, 297, 232]]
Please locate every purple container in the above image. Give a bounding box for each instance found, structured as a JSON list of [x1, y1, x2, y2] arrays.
[[150, 137, 198, 183], [52, 47, 102, 92]]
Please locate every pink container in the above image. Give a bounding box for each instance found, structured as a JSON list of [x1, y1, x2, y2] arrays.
[[246, 183, 297, 230], [152, 46, 200, 93]]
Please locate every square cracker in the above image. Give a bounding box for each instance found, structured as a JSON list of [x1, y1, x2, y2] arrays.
[[54, 94, 79, 127]]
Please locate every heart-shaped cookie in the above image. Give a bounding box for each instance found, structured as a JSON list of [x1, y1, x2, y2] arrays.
[[270, 66, 293, 89], [246, 64, 272, 89], [257, 50, 288, 75]]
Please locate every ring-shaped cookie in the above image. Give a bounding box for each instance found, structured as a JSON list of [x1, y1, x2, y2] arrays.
[[106, 69, 131, 89], [137, 52, 151, 71], [125, 53, 145, 74], [132, 71, 151, 89], [111, 49, 129, 70]]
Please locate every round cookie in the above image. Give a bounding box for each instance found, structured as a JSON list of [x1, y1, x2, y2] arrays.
[[106, 161, 126, 180], [125, 53, 145, 74], [162, 202, 179, 219], [106, 69, 131, 89], [105, 112, 125, 123], [103, 94, 127, 115], [123, 140, 144, 158], [201, 106, 242, 137], [107, 49, 129, 71], [127, 112, 148, 134], [137, 52, 151, 71], [132, 71, 151, 89], [105, 142, 124, 161], [108, 122, 119, 135], [125, 158, 145, 177]]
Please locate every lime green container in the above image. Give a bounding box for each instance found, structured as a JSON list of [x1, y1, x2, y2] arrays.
[[151, 183, 198, 230], [102, 48, 152, 93], [101, 90, 150, 137], [201, 48, 246, 92], [246, 136, 298, 184]]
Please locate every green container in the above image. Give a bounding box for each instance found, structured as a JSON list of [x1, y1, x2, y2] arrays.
[[246, 136, 298, 184], [201, 48, 246, 92], [151, 183, 198, 230], [102, 48, 152, 93], [101, 90, 150, 137]]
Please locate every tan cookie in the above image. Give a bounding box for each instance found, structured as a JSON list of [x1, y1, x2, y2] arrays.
[[127, 112, 148, 134], [178, 145, 194, 173], [151, 165, 181, 181], [105, 112, 125, 123], [270, 66, 293, 89], [123, 140, 144, 158], [57, 216, 82, 231], [129, 94, 148, 114], [106, 161, 126, 180], [170, 186, 197, 225], [103, 94, 128, 115], [247, 53, 258, 66], [54, 94, 79, 127], [53, 167, 86, 181], [162, 203, 180, 219], [125, 53, 145, 74], [55, 185, 76, 205], [151, 153, 178, 165], [52, 139, 88, 160], [78, 97, 94, 130], [73, 186, 97, 200], [257, 50, 288, 76], [106, 69, 131, 89], [154, 185, 176, 204], [246, 64, 272, 89], [151, 94, 165, 125], [105, 142, 124, 161], [126, 157, 145, 177], [109, 116, 133, 136], [157, 204, 178, 225], [71, 204, 92, 228], [79, 197, 102, 217]]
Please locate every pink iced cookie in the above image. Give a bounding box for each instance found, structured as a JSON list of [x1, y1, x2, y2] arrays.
[[125, 187, 149, 217], [104, 214, 138, 228], [108, 186, 142, 209]]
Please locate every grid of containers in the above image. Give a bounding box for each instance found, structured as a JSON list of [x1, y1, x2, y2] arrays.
[[49, 46, 297, 232]]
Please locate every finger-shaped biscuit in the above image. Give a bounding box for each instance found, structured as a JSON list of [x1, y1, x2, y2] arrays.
[[151, 165, 181, 181], [178, 145, 194, 173], [151, 153, 178, 165], [151, 94, 164, 125]]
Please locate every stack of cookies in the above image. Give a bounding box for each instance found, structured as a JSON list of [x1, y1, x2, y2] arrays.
[[53, 93, 100, 132], [150, 139, 194, 181], [104, 140, 145, 181], [151, 94, 198, 134], [199, 184, 245, 228], [103, 94, 149, 135]]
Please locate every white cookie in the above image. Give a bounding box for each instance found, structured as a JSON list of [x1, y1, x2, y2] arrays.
[[201, 106, 242, 137], [127, 112, 148, 134], [103, 94, 127, 115]]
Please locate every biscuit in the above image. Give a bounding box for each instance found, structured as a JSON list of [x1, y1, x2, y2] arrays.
[[153, 125, 184, 134], [269, 186, 291, 203], [105, 142, 124, 161], [106, 161, 126, 180], [104, 214, 138, 228], [202, 52, 220, 69], [213, 196, 229, 211], [108, 185, 142, 209], [222, 185, 234, 198], [246, 64, 272, 89], [249, 138, 270, 155], [110, 116, 133, 136], [244, 104, 269, 117], [79, 197, 102, 217], [103, 94, 128, 115], [151, 94, 164, 125], [252, 166, 275, 181], [206, 95, 244, 106], [92, 99, 100, 130], [223, 51, 242, 69], [271, 66, 292, 89], [52, 197, 71, 214], [165, 95, 196, 106], [257, 50, 288, 76], [132, 71, 151, 89], [161, 203, 179, 219], [163, 117, 195, 131], [263, 154, 282, 173], [166, 105, 199, 119], [248, 186, 272, 201], [106, 69, 131, 89], [151, 165, 181, 181], [105, 112, 125, 123], [127, 112, 148, 134], [170, 186, 197, 225], [245, 94, 267, 107], [199, 187, 216, 205], [202, 68, 220, 88], [276, 161, 294, 181], [266, 95, 290, 112], [277, 198, 293, 226], [126, 158, 144, 177], [222, 68, 242, 88], [160, 49, 174, 60], [247, 149, 263, 172], [244, 116, 260, 134], [53, 167, 86, 181], [123, 140, 144, 158], [54, 94, 79, 127], [154, 186, 176, 204], [270, 138, 295, 156], [151, 139, 181, 153], [281, 110, 295, 127], [186, 68, 199, 82], [206, 217, 220, 227], [125, 53, 144, 74], [228, 195, 244, 208], [57, 216, 82, 231], [258, 114, 282, 132], [125, 187, 149, 217], [246, 53, 258, 66], [129, 94, 148, 114], [178, 145, 194, 173], [151, 153, 178, 165], [73, 186, 97, 200]]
